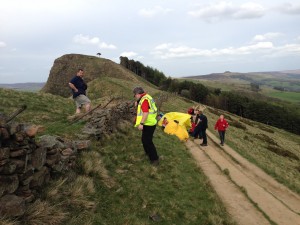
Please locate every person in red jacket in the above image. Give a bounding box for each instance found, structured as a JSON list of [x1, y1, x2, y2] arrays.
[[214, 115, 229, 146]]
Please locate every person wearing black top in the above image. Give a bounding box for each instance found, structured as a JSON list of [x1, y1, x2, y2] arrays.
[[68, 68, 91, 114], [198, 111, 208, 146]]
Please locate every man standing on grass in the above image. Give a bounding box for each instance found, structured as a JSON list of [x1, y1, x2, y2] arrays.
[[68, 68, 91, 114], [133, 87, 159, 166]]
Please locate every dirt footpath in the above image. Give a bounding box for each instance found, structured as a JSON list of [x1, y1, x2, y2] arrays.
[[185, 131, 300, 225]]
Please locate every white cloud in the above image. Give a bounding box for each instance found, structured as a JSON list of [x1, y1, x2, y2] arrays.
[[154, 43, 173, 50], [277, 3, 300, 15], [119, 51, 144, 61], [234, 2, 266, 19], [188, 1, 265, 22], [138, 6, 173, 18], [0, 41, 7, 48], [151, 40, 300, 59], [237, 42, 273, 54], [278, 44, 300, 54], [252, 32, 282, 42], [72, 34, 116, 49], [120, 51, 138, 57]]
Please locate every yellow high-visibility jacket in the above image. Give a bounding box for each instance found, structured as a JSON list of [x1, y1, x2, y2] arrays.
[[134, 94, 157, 127]]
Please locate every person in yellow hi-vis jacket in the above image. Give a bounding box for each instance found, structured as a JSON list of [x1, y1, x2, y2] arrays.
[[133, 87, 159, 166]]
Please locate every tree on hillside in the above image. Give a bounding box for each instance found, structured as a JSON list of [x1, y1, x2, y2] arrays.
[[120, 56, 129, 68], [160, 77, 173, 90], [214, 88, 221, 96], [189, 83, 209, 103], [119, 56, 167, 86], [250, 82, 260, 92], [97, 53, 101, 57]]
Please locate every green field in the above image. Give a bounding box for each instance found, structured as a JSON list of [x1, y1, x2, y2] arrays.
[[182, 77, 300, 104], [266, 91, 300, 103]]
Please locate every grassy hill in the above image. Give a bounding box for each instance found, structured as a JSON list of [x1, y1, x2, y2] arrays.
[[183, 70, 300, 104], [1, 63, 300, 224]]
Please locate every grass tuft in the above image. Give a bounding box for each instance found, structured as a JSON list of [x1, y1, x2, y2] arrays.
[[80, 151, 116, 188], [23, 200, 68, 225], [0, 218, 19, 225], [257, 125, 275, 133], [223, 168, 230, 176], [240, 118, 256, 127], [255, 133, 277, 145], [266, 145, 299, 161], [231, 120, 247, 130]]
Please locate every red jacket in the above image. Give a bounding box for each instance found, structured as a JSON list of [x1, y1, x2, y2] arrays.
[[214, 119, 229, 131]]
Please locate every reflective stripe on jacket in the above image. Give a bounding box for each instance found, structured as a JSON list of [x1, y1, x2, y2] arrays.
[[134, 94, 157, 127]]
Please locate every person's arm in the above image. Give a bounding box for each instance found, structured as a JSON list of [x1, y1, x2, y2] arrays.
[[69, 82, 78, 92]]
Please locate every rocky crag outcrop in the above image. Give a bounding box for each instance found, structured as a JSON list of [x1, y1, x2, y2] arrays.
[[41, 54, 139, 98], [0, 100, 133, 218]]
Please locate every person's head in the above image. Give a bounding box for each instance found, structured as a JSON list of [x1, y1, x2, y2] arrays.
[[133, 87, 145, 99], [188, 108, 194, 115], [77, 68, 84, 77], [220, 115, 224, 120]]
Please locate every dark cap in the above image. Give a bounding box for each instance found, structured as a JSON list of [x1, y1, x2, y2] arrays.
[[133, 87, 145, 96]]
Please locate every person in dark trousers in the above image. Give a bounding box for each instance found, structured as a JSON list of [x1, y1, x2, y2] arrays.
[[192, 109, 203, 139], [214, 114, 229, 146], [198, 110, 208, 146], [69, 68, 91, 114], [133, 87, 159, 166]]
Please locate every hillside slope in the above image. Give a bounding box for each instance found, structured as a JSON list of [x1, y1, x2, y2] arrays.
[[1, 71, 300, 224]]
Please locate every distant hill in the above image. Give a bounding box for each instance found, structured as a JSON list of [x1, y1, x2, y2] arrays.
[[0, 82, 45, 92], [184, 70, 300, 92]]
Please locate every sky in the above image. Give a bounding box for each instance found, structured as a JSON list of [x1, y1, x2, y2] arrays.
[[0, 0, 300, 83]]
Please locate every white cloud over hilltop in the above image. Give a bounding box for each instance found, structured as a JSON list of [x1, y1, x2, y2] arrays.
[[73, 34, 117, 50], [188, 1, 265, 22], [252, 33, 283, 42], [0, 0, 299, 83], [151, 38, 300, 59]]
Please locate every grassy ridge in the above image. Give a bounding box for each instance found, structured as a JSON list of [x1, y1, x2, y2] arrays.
[[1, 79, 300, 224]]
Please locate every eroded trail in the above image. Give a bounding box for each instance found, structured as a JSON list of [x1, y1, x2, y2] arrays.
[[185, 131, 300, 225]]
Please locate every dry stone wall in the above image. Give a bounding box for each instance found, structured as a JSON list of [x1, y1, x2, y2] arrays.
[[0, 100, 133, 218], [0, 119, 90, 217], [82, 101, 133, 139]]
